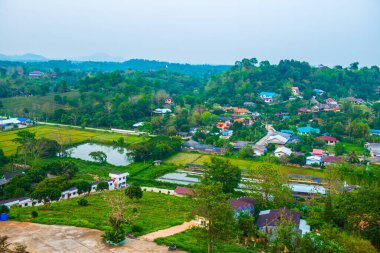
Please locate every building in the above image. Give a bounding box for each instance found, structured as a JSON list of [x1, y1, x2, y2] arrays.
[[231, 141, 251, 150], [230, 197, 256, 218], [28, 70, 44, 79], [259, 92, 278, 103], [313, 89, 325, 95], [109, 172, 129, 189], [256, 207, 310, 238], [153, 108, 172, 114], [182, 140, 224, 154], [0, 197, 32, 208], [60, 187, 79, 200], [274, 146, 292, 157], [323, 156, 342, 165], [306, 155, 322, 166], [252, 145, 267, 156], [291, 87, 300, 96], [313, 149, 324, 156], [266, 132, 291, 145], [365, 143, 380, 157], [370, 129, 380, 136], [298, 108, 311, 114], [297, 125, 320, 135], [165, 97, 174, 105], [325, 98, 338, 105], [317, 136, 337, 145]]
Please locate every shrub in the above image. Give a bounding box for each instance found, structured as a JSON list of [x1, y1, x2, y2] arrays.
[[125, 185, 143, 199], [31, 210, 38, 218], [0, 205, 9, 214], [102, 228, 125, 244], [131, 225, 143, 233], [77, 198, 89, 206]]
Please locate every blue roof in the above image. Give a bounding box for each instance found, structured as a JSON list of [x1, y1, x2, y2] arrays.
[[313, 89, 324, 93], [370, 129, 380, 134], [259, 92, 278, 97], [281, 130, 294, 134], [297, 126, 320, 134], [283, 115, 290, 119], [17, 117, 30, 122]]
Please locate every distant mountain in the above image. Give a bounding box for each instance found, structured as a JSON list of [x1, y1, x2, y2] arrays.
[[74, 53, 125, 62], [0, 53, 49, 62]]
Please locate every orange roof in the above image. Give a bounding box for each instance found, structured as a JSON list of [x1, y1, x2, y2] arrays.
[[234, 108, 250, 113]]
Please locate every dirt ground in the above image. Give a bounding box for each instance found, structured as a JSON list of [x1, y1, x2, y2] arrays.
[[0, 221, 187, 253], [140, 220, 197, 241]]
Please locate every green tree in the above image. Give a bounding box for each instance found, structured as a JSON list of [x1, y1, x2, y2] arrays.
[[96, 182, 109, 191], [204, 157, 241, 194], [125, 185, 143, 199], [89, 151, 107, 163], [193, 183, 237, 253], [74, 180, 91, 195], [31, 187, 61, 208], [13, 130, 37, 165]]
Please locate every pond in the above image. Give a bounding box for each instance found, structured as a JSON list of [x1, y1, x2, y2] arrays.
[[156, 172, 201, 185], [66, 142, 132, 166]]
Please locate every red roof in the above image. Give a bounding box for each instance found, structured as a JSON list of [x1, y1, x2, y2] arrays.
[[174, 186, 194, 196], [313, 149, 324, 156], [317, 136, 337, 142], [323, 156, 342, 163], [230, 197, 256, 209]]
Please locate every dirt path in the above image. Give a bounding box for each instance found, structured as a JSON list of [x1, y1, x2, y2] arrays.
[[140, 220, 198, 241], [255, 124, 275, 146], [0, 221, 186, 253]]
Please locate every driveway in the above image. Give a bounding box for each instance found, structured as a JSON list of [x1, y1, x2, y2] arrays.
[[140, 220, 198, 241], [255, 124, 275, 146], [0, 221, 186, 253]]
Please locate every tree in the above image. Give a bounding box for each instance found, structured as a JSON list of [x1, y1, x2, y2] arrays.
[[31, 187, 61, 208], [193, 183, 237, 253], [203, 157, 241, 194], [0, 235, 29, 253], [0, 148, 8, 167], [238, 145, 254, 159], [74, 180, 91, 195], [96, 182, 109, 191], [125, 185, 143, 200], [245, 163, 293, 208], [35, 138, 59, 158], [89, 151, 107, 163], [237, 212, 256, 239], [13, 130, 37, 165], [334, 142, 346, 156]]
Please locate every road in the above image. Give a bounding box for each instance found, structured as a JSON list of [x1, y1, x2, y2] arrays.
[[140, 220, 198, 241], [0, 221, 186, 253], [255, 124, 275, 146]]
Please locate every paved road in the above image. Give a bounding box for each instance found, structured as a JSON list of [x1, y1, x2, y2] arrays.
[[0, 221, 186, 253], [255, 124, 275, 146]]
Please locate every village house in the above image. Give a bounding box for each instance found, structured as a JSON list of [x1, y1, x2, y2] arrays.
[[174, 186, 194, 196], [230, 197, 256, 218], [313, 89, 325, 96], [182, 140, 224, 154], [230, 141, 251, 150], [313, 149, 324, 156], [243, 102, 256, 107], [259, 92, 278, 103], [266, 132, 291, 145], [325, 98, 338, 105], [298, 107, 311, 114], [91, 180, 114, 192], [28, 70, 44, 79], [274, 146, 292, 157], [153, 108, 172, 114], [0, 197, 33, 208], [251, 145, 267, 156], [317, 136, 337, 145], [370, 129, 380, 136], [291, 86, 300, 96], [365, 143, 380, 157], [306, 155, 322, 166], [0, 117, 31, 131], [256, 207, 310, 238], [323, 156, 343, 165], [109, 172, 129, 189], [297, 125, 320, 135], [60, 187, 79, 200]]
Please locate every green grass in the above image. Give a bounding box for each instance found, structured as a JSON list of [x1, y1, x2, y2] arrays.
[[166, 152, 325, 178], [155, 228, 252, 253], [11, 191, 193, 236], [342, 143, 366, 155], [0, 125, 145, 155]]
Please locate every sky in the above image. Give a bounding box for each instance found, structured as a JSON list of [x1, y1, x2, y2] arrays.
[[0, 0, 379, 66]]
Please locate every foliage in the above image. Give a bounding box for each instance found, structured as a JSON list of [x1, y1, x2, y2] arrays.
[[42, 160, 78, 179], [130, 136, 181, 162], [125, 185, 143, 199], [0, 235, 29, 253], [77, 198, 88, 206], [31, 210, 38, 218], [73, 180, 91, 195], [237, 212, 256, 238], [203, 157, 241, 194], [89, 151, 107, 163], [96, 182, 109, 191], [0, 205, 9, 214], [102, 228, 125, 244]]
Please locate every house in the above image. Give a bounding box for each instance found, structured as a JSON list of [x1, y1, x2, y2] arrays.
[[288, 184, 326, 198], [28, 70, 44, 78], [176, 132, 193, 139], [365, 143, 380, 157], [280, 130, 294, 135], [291, 87, 300, 96], [91, 180, 114, 192], [174, 186, 194, 196], [153, 160, 162, 166], [0, 197, 32, 208], [288, 136, 302, 144], [165, 97, 174, 105], [109, 172, 129, 189], [370, 129, 380, 136], [153, 108, 172, 114], [323, 156, 342, 165], [306, 155, 322, 166], [266, 132, 291, 145], [231, 141, 251, 150], [313, 149, 324, 156], [60, 187, 78, 200], [298, 108, 311, 114], [313, 89, 324, 95], [243, 102, 256, 107], [325, 98, 338, 105], [259, 92, 278, 103], [132, 122, 144, 128], [297, 125, 320, 135], [317, 136, 337, 145], [256, 207, 310, 238], [216, 122, 230, 131], [220, 130, 233, 139], [230, 197, 256, 218], [274, 147, 292, 157], [233, 108, 250, 115], [182, 140, 224, 154], [252, 145, 267, 156]]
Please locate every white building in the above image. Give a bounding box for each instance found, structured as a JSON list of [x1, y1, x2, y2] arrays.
[[0, 197, 33, 208], [266, 132, 291, 145], [60, 187, 79, 200], [274, 146, 292, 157], [109, 172, 129, 189]]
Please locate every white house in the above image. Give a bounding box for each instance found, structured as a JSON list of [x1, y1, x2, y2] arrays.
[[109, 172, 129, 189], [0, 197, 32, 208], [252, 145, 266, 156], [60, 187, 79, 200], [266, 132, 291, 145], [306, 155, 322, 166], [365, 143, 380, 157], [153, 108, 172, 114], [274, 147, 292, 157]]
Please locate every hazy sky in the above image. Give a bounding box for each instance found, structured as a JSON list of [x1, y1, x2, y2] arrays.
[[0, 0, 379, 66]]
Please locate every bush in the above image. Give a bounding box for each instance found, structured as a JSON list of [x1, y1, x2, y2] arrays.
[[31, 210, 38, 218], [0, 205, 9, 214], [77, 198, 89, 206], [131, 225, 143, 233], [102, 228, 125, 244], [125, 185, 143, 199]]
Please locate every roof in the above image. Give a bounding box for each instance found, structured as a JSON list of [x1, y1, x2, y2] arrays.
[[252, 145, 267, 152], [259, 92, 278, 97], [0, 118, 21, 125], [306, 155, 322, 162], [174, 186, 194, 196], [280, 130, 294, 134], [230, 197, 256, 209], [256, 207, 300, 228], [323, 156, 342, 163], [16, 117, 30, 122], [313, 149, 324, 156], [29, 70, 43, 75], [274, 147, 292, 156], [317, 136, 337, 142], [297, 125, 320, 134], [370, 129, 380, 134]]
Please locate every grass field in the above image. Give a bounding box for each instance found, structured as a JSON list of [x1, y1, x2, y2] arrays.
[[166, 152, 325, 178], [155, 228, 252, 253], [0, 125, 145, 155], [11, 190, 193, 236]]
